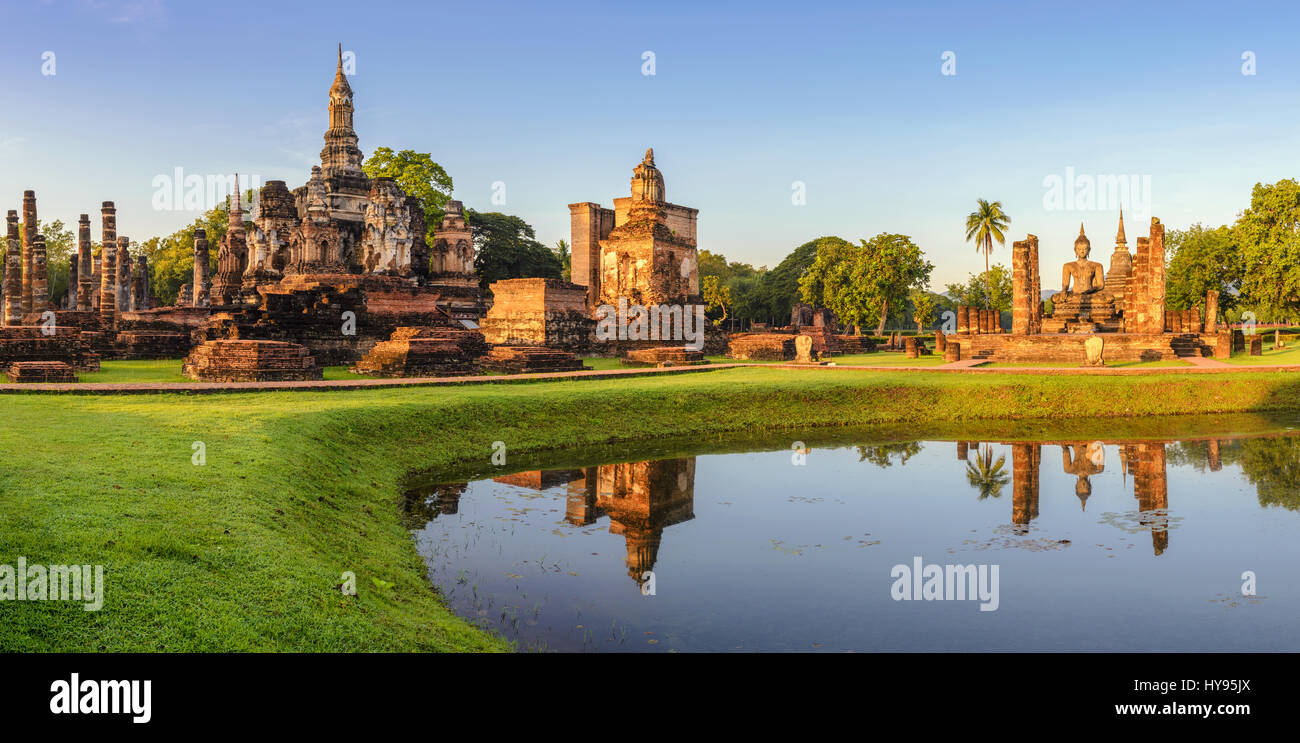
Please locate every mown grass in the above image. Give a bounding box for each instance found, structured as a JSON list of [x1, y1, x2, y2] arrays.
[[980, 359, 1191, 368], [580, 351, 946, 370], [1222, 338, 1300, 366], [5, 364, 1300, 651]]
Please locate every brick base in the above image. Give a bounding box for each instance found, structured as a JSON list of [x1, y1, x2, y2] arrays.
[[7, 361, 78, 382], [481, 346, 589, 374], [182, 340, 323, 382], [958, 332, 1214, 362]]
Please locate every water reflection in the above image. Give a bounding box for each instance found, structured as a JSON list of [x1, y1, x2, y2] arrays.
[[403, 431, 1300, 652]]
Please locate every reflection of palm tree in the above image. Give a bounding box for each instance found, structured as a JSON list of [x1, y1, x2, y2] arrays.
[[966, 444, 1009, 500], [857, 442, 922, 468]]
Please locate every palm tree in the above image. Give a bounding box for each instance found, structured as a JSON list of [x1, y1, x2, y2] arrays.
[[964, 199, 1011, 305], [966, 444, 1009, 500]]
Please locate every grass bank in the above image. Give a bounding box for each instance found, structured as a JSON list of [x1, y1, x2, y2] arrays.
[[4, 365, 1300, 651]]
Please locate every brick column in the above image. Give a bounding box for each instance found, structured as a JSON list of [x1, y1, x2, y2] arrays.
[[3, 212, 19, 325], [193, 228, 211, 307], [68, 251, 78, 309], [1204, 290, 1219, 333], [1148, 218, 1166, 334], [30, 233, 48, 313], [21, 190, 36, 314], [136, 255, 150, 310], [99, 202, 117, 325], [1012, 235, 1040, 335], [77, 214, 93, 310], [116, 237, 132, 314]]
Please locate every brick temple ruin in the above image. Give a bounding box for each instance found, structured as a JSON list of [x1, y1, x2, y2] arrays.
[[479, 148, 725, 364], [943, 213, 1222, 364], [0, 46, 501, 381]]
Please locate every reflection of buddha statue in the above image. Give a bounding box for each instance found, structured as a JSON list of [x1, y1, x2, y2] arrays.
[[1061, 442, 1105, 510]]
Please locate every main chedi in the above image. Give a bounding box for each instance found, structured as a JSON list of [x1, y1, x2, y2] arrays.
[[192, 45, 485, 367]]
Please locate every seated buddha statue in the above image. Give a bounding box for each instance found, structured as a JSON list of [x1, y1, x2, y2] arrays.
[[1045, 224, 1119, 332]]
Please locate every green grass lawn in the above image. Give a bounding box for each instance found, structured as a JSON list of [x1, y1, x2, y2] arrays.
[[76, 359, 378, 384], [1222, 339, 1300, 366], [581, 350, 946, 370], [7, 364, 1300, 651], [979, 359, 1193, 368]]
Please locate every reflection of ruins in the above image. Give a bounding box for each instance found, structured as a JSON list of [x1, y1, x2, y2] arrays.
[[1123, 443, 1169, 555], [411, 458, 696, 589], [983, 440, 1171, 554], [564, 459, 696, 588]]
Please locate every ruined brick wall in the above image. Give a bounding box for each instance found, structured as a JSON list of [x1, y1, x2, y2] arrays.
[[480, 278, 594, 351], [568, 202, 614, 307], [958, 331, 1212, 362], [1126, 218, 1167, 334]]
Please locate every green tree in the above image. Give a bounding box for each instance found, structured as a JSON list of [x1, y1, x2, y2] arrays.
[[16, 219, 75, 306], [964, 199, 1011, 301], [362, 147, 454, 247], [756, 237, 842, 324], [137, 202, 231, 306], [554, 239, 571, 281], [856, 442, 922, 468], [1234, 179, 1300, 322], [467, 209, 562, 289], [911, 290, 937, 332], [856, 233, 933, 335], [797, 237, 861, 326], [1166, 223, 1241, 311], [966, 444, 1009, 500], [701, 274, 732, 326], [800, 233, 932, 335], [946, 263, 1013, 310]]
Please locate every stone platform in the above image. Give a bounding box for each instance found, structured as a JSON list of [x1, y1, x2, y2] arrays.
[[351, 327, 487, 377], [727, 333, 795, 361], [115, 331, 191, 359], [182, 340, 323, 382], [480, 278, 593, 352], [481, 346, 589, 374], [196, 273, 483, 366], [956, 332, 1214, 363], [0, 326, 101, 371], [835, 335, 876, 352], [621, 347, 707, 367], [7, 361, 78, 383]]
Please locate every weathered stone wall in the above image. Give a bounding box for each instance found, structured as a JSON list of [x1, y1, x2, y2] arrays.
[[956, 331, 1212, 363], [568, 202, 614, 308], [480, 278, 593, 351]]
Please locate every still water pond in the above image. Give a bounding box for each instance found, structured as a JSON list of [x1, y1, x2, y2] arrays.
[[406, 430, 1300, 652]]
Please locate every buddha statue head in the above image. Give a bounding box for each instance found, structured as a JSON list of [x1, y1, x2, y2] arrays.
[[1074, 223, 1091, 259]]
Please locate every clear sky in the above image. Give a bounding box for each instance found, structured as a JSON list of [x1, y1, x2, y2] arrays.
[[1, 0, 1297, 287]]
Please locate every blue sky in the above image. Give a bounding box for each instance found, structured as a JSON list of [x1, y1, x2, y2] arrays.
[[1, 0, 1298, 286]]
